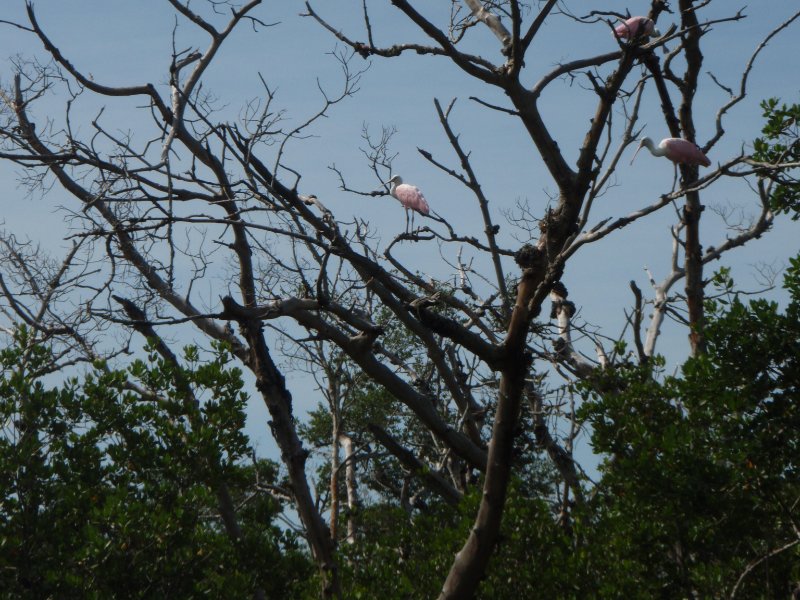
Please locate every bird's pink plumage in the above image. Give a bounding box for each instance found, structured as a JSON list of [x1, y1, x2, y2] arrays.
[[614, 16, 654, 39], [661, 138, 711, 167], [392, 183, 430, 215]]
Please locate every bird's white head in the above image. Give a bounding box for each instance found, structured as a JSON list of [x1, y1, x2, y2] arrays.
[[387, 175, 403, 196], [630, 137, 654, 165]]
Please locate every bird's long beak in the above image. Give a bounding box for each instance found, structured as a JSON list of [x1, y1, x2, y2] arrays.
[[630, 141, 645, 165]]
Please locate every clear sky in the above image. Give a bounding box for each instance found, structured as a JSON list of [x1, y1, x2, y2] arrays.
[[1, 1, 799, 460]]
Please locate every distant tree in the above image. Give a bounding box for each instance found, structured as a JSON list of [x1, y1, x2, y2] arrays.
[[328, 254, 800, 598], [753, 98, 800, 218], [0, 1, 799, 597], [579, 254, 800, 598], [0, 329, 312, 598]]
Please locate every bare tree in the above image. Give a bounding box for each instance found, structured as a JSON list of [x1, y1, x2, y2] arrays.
[[0, 1, 798, 598]]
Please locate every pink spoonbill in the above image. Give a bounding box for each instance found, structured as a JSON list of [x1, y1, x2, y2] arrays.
[[388, 175, 430, 232], [614, 16, 659, 40], [631, 137, 711, 168]]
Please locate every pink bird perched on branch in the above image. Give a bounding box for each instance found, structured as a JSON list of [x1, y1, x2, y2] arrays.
[[631, 137, 711, 167], [614, 16, 659, 40], [388, 175, 430, 232]]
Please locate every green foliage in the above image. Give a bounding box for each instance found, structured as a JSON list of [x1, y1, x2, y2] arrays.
[[5, 265, 798, 599], [579, 258, 800, 598], [2, 265, 798, 600], [338, 502, 466, 599], [0, 332, 312, 598], [753, 98, 800, 218], [338, 489, 578, 600]]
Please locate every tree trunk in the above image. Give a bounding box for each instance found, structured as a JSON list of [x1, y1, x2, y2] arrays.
[[340, 434, 359, 544], [329, 416, 341, 543], [222, 297, 339, 598], [438, 261, 543, 599]]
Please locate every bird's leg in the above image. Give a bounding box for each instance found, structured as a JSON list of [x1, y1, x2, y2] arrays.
[[405, 208, 411, 233], [671, 163, 679, 192]]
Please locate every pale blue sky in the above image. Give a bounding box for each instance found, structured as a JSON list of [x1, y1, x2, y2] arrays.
[[1, 1, 799, 458]]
